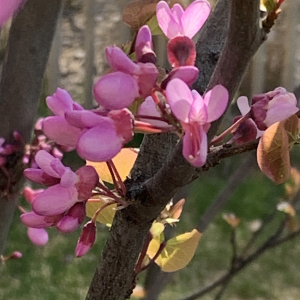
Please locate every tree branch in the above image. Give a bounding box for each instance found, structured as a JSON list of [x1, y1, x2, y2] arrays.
[[0, 0, 63, 256], [86, 0, 272, 299]]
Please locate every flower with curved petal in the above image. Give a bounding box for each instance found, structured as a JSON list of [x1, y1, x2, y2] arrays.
[[156, 0, 210, 39], [166, 78, 228, 167]]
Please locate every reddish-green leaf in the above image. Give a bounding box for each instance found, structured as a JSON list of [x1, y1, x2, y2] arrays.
[[257, 121, 290, 184]]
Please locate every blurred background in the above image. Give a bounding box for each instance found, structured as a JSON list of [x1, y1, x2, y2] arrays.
[[1, 0, 300, 299]]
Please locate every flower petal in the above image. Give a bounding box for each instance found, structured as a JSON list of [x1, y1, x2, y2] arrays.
[[21, 211, 63, 228], [166, 78, 193, 122], [204, 85, 228, 122], [264, 104, 299, 127], [76, 125, 122, 162], [35, 150, 60, 178], [156, 1, 180, 39], [182, 124, 207, 167], [93, 72, 139, 110], [106, 46, 139, 74], [237, 96, 251, 116], [42, 116, 81, 147], [27, 228, 49, 246], [75, 166, 99, 200], [180, 0, 210, 38], [32, 185, 78, 216], [46, 88, 74, 116]]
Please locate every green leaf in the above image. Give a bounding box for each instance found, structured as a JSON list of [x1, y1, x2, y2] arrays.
[[147, 229, 202, 272], [146, 15, 163, 35], [86, 197, 116, 227]]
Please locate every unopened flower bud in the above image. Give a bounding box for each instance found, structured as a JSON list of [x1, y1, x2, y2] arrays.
[[75, 221, 96, 257]]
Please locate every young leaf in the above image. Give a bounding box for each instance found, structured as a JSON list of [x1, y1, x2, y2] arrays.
[[147, 229, 202, 272], [146, 15, 163, 35], [86, 148, 138, 184], [122, 0, 158, 31], [257, 121, 290, 184], [283, 115, 299, 145], [86, 197, 116, 227]]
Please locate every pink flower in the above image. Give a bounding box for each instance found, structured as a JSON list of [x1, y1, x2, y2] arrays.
[[135, 25, 156, 64], [24, 150, 98, 216], [156, 0, 210, 39], [27, 227, 49, 246], [56, 202, 86, 233], [0, 0, 25, 26], [65, 109, 134, 162], [75, 221, 96, 257], [42, 88, 83, 148], [237, 88, 299, 131], [93, 46, 158, 110], [166, 78, 228, 167]]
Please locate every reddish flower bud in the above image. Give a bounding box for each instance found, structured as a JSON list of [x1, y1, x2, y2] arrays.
[[75, 221, 96, 257]]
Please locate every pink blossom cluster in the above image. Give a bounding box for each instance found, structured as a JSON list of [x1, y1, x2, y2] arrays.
[[233, 87, 299, 145], [20, 0, 299, 258]]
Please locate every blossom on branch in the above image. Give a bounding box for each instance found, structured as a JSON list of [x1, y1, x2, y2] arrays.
[[166, 79, 228, 167], [24, 150, 98, 216], [237, 87, 299, 131]]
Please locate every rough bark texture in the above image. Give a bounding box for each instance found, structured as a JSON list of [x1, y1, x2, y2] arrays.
[[0, 0, 63, 256], [86, 0, 270, 299]]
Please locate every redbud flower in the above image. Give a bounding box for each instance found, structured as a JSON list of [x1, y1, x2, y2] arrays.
[[24, 150, 98, 216], [237, 87, 299, 131], [94, 46, 158, 110], [56, 202, 86, 233], [166, 78, 228, 167], [135, 25, 156, 64], [75, 221, 96, 257], [65, 109, 134, 162], [42, 88, 83, 148], [10, 251, 23, 259]]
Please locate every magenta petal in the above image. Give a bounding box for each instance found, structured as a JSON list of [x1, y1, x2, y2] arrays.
[[108, 109, 134, 143], [23, 187, 44, 204], [35, 150, 60, 178], [204, 85, 228, 123], [0, 0, 24, 27], [135, 25, 156, 64], [264, 104, 299, 127], [181, 0, 210, 38], [32, 185, 78, 216], [24, 169, 60, 186], [166, 78, 194, 122], [46, 88, 74, 116], [182, 124, 207, 167], [75, 166, 99, 200], [59, 168, 78, 188], [43, 116, 81, 147], [188, 94, 207, 124], [138, 96, 170, 128], [57, 202, 86, 233], [105, 46, 139, 74], [77, 125, 122, 162], [21, 211, 63, 228], [136, 63, 158, 97], [156, 1, 180, 39], [171, 4, 184, 23], [27, 227, 49, 246], [93, 72, 139, 110], [164, 66, 198, 88]]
